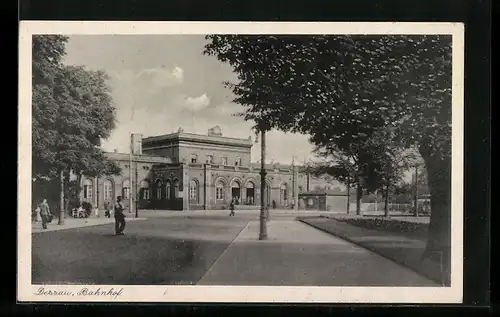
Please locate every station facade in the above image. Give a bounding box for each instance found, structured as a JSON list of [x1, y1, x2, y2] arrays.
[[79, 126, 329, 212]]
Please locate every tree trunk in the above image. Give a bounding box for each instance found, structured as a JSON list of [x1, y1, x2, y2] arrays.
[[420, 151, 451, 286], [356, 178, 362, 216], [63, 170, 73, 215], [346, 176, 350, 214], [384, 180, 390, 217], [58, 170, 65, 225]]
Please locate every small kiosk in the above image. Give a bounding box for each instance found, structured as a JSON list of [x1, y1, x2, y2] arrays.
[[299, 189, 349, 213]]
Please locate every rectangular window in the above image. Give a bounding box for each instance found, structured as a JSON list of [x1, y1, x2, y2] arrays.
[[221, 156, 228, 165], [123, 188, 130, 200], [143, 189, 150, 200], [235, 157, 242, 166], [83, 185, 92, 200], [104, 183, 112, 201], [190, 186, 197, 200], [216, 187, 224, 200], [206, 155, 213, 164]]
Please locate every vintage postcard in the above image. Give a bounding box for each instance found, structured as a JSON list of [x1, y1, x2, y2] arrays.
[[18, 21, 464, 303]]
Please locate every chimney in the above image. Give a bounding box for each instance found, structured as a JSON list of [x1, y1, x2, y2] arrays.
[[131, 133, 143, 155]]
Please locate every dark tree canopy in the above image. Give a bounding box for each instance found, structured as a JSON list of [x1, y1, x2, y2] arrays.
[[204, 35, 451, 158], [204, 34, 453, 284], [32, 35, 120, 180]]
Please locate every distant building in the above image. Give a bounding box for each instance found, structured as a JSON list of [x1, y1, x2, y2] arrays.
[[78, 126, 341, 211], [299, 188, 349, 212]]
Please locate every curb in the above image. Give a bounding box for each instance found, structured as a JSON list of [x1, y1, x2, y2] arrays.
[[297, 218, 445, 286], [32, 218, 148, 233]]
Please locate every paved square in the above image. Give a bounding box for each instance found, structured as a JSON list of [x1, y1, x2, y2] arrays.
[[32, 214, 436, 286]]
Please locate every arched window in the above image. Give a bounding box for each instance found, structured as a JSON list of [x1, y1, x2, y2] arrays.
[[173, 179, 180, 198], [298, 185, 303, 194], [280, 183, 288, 205], [103, 179, 113, 201], [122, 179, 130, 199], [189, 179, 198, 202], [155, 180, 163, 200], [140, 180, 150, 200], [165, 180, 171, 200], [83, 179, 93, 201], [216, 180, 225, 200]]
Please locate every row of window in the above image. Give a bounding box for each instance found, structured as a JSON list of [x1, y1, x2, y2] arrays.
[[82, 179, 152, 202], [82, 178, 300, 204], [190, 154, 242, 166]]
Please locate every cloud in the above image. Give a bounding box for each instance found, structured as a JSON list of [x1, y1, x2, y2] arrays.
[[185, 93, 211, 111], [112, 66, 185, 95], [172, 66, 184, 81]]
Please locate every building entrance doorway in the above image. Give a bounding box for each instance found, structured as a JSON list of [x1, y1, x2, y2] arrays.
[[245, 182, 255, 205], [231, 180, 241, 204]]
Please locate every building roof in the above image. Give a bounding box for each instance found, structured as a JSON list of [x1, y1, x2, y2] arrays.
[[249, 162, 308, 170], [142, 127, 253, 148], [104, 152, 171, 164]]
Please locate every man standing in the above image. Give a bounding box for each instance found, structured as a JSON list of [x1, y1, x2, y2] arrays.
[[229, 197, 235, 217], [114, 196, 126, 235], [38, 199, 50, 229]]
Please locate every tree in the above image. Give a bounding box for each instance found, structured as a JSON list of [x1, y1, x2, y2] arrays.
[[376, 148, 414, 217], [204, 34, 452, 284], [308, 147, 365, 215], [32, 35, 121, 224]]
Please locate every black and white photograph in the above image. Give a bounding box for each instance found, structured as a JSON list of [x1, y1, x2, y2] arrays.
[[18, 22, 464, 303]]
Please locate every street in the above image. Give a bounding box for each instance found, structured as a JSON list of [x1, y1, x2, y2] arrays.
[[32, 212, 437, 286]]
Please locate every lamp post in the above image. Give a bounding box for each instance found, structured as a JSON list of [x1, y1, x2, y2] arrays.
[[135, 159, 139, 218], [129, 134, 133, 214], [258, 127, 268, 240], [414, 164, 419, 217]]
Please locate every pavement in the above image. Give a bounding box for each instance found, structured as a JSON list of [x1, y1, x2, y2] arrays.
[[32, 215, 249, 285], [298, 217, 447, 285], [197, 220, 436, 286], [32, 213, 437, 286], [31, 216, 147, 233]]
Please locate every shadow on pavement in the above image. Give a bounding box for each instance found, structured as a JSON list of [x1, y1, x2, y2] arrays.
[[32, 219, 244, 285]]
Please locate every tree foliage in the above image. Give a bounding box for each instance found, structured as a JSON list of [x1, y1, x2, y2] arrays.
[[32, 35, 121, 214], [204, 34, 451, 153], [33, 35, 120, 180], [204, 34, 453, 284]]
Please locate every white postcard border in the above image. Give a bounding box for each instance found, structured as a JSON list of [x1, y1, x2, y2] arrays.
[[18, 21, 464, 303]]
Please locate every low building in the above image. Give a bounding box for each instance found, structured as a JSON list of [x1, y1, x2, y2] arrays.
[[79, 126, 335, 212], [299, 189, 349, 213]]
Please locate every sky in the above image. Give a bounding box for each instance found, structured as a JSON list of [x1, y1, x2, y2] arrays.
[[63, 35, 314, 165]]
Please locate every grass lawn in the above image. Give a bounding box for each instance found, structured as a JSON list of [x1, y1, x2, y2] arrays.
[[298, 216, 449, 286]]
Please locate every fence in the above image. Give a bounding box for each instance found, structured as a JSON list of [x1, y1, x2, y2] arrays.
[[348, 202, 427, 215]]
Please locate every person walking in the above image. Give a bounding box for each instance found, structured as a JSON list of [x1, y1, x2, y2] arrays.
[[229, 198, 235, 217], [114, 196, 126, 235], [104, 201, 111, 218], [38, 199, 50, 229]]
